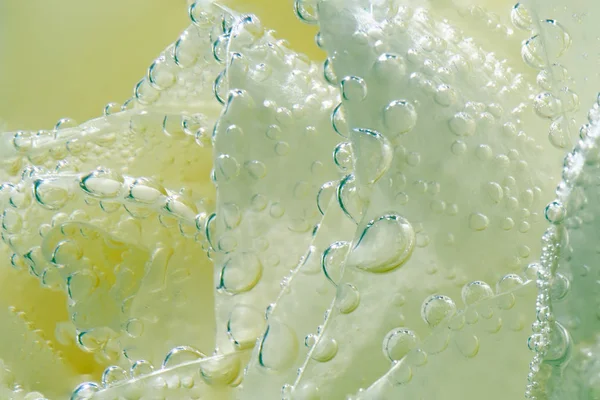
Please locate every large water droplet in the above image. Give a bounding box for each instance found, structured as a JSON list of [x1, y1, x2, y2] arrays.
[[219, 252, 262, 294], [101, 365, 128, 387], [353, 128, 393, 185], [382, 328, 418, 362], [348, 214, 415, 273], [461, 281, 493, 305], [421, 295, 457, 327], [33, 178, 70, 210], [341, 76, 367, 102], [227, 304, 266, 350], [162, 345, 206, 369], [322, 241, 350, 285], [383, 100, 417, 137], [258, 319, 298, 371], [337, 283, 360, 314]]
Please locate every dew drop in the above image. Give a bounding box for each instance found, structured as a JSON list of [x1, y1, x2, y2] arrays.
[[383, 100, 417, 137], [348, 214, 415, 273], [421, 295, 457, 327], [101, 366, 128, 387], [258, 319, 298, 371], [545, 201, 566, 224], [337, 283, 360, 314], [341, 76, 367, 102], [311, 337, 338, 362], [219, 252, 262, 294], [468, 213, 489, 231], [382, 328, 418, 362], [162, 345, 205, 369], [227, 304, 266, 350], [461, 281, 493, 305], [322, 241, 350, 285], [33, 179, 70, 210]]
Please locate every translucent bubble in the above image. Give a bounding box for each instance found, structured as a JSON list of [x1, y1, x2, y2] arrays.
[[322, 241, 350, 285], [134, 78, 160, 105], [434, 84, 457, 107], [545, 321, 571, 363], [227, 304, 266, 350], [294, 0, 318, 24], [214, 70, 228, 104], [337, 174, 364, 223], [334, 142, 353, 172], [383, 100, 417, 136], [510, 3, 533, 31], [1, 209, 22, 233], [323, 58, 338, 86], [461, 281, 493, 305], [449, 112, 476, 136], [496, 274, 524, 293], [372, 53, 407, 82], [80, 169, 124, 199], [67, 270, 99, 302], [545, 201, 566, 224], [215, 154, 240, 182], [258, 319, 298, 371], [421, 295, 457, 327], [521, 35, 545, 70], [455, 334, 480, 358], [331, 103, 349, 138], [534, 92, 561, 119], [382, 328, 418, 362], [101, 365, 128, 387], [131, 360, 154, 378], [148, 58, 176, 90], [219, 252, 262, 294], [337, 283, 360, 314], [33, 178, 70, 210], [468, 213, 489, 231], [341, 76, 367, 102], [199, 353, 241, 386], [162, 345, 206, 369], [348, 214, 415, 273], [550, 273, 570, 300], [70, 382, 100, 400], [128, 178, 167, 204], [317, 181, 337, 215], [354, 128, 393, 184]]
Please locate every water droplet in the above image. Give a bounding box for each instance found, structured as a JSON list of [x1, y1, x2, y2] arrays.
[[521, 35, 544, 70], [322, 241, 350, 285], [215, 154, 240, 182], [162, 346, 205, 369], [148, 58, 176, 90], [71, 382, 99, 400], [311, 337, 338, 362], [222, 203, 241, 229], [258, 319, 298, 370], [353, 128, 393, 184], [372, 53, 407, 82], [128, 178, 167, 204], [323, 58, 338, 86], [332, 103, 349, 137], [334, 142, 353, 172], [101, 366, 128, 387], [294, 0, 318, 24], [455, 334, 480, 358], [449, 112, 476, 136], [545, 321, 571, 363], [461, 281, 493, 305], [550, 273, 570, 300], [33, 179, 70, 210], [348, 214, 415, 273], [545, 201, 566, 224], [80, 169, 124, 199], [469, 213, 489, 231], [382, 328, 418, 362], [131, 360, 154, 378], [534, 92, 561, 119], [317, 181, 337, 215], [219, 252, 262, 294], [510, 3, 533, 31], [496, 274, 524, 293], [227, 304, 266, 350], [341, 76, 367, 101], [337, 174, 364, 223], [434, 84, 457, 107], [421, 295, 457, 327], [337, 283, 360, 314], [383, 100, 417, 137]]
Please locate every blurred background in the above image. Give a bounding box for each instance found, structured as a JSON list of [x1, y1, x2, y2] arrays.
[[0, 0, 321, 131]]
